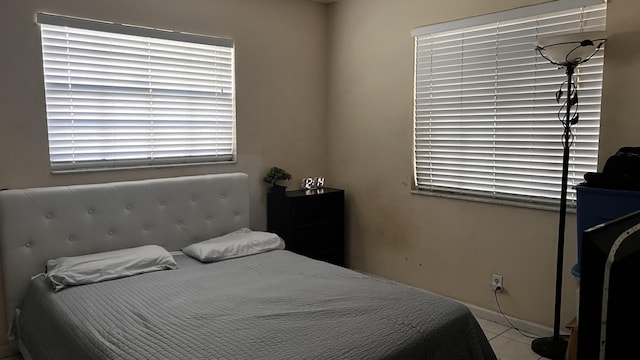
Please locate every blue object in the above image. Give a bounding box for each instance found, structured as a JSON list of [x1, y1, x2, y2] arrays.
[[574, 184, 640, 277]]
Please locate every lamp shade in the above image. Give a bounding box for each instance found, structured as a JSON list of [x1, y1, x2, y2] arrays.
[[534, 31, 606, 66]]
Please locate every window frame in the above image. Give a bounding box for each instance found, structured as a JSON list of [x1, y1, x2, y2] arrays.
[[411, 0, 606, 210], [37, 12, 237, 173]]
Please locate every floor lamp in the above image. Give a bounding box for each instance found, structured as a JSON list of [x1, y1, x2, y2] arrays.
[[531, 32, 606, 360]]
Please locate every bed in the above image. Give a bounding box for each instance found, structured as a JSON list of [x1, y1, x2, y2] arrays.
[[0, 173, 497, 360]]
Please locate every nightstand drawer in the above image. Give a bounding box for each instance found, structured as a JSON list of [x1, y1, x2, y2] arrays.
[[267, 188, 345, 266], [288, 224, 343, 254], [290, 192, 343, 225]]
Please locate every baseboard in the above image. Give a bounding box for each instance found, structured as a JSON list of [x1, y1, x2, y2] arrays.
[[463, 302, 561, 337], [352, 269, 558, 338]]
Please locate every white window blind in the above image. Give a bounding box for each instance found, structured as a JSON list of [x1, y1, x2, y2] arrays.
[[37, 13, 235, 172], [412, 1, 606, 208]]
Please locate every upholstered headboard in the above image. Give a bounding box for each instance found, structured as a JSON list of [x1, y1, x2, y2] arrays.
[[0, 172, 250, 332]]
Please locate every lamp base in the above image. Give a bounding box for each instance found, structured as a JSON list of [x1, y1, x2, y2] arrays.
[[531, 336, 569, 360]]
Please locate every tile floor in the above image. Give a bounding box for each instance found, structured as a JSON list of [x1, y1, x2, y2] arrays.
[[1, 318, 548, 360], [477, 317, 548, 360]]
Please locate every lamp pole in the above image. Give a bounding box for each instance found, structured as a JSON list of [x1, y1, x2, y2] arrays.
[[531, 63, 575, 359], [531, 30, 606, 359]]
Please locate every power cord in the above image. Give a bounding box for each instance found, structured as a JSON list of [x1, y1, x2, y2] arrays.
[[493, 288, 537, 339]]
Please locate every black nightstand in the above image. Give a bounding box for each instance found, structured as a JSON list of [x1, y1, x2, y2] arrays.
[[267, 188, 345, 266]]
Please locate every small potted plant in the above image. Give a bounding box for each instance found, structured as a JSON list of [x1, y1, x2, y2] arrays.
[[263, 166, 292, 192]]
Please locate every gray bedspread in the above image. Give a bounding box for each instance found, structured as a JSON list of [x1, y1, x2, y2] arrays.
[[17, 250, 496, 360]]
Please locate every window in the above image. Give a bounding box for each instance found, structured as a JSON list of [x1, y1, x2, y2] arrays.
[[412, 0, 606, 208], [37, 13, 235, 172]]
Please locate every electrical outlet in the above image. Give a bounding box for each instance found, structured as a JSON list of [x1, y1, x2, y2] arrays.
[[491, 274, 504, 293]]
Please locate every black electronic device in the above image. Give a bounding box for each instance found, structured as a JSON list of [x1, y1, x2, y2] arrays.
[[577, 209, 640, 359]]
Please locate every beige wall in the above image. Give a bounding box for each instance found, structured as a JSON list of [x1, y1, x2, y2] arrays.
[[326, 0, 640, 330], [1, 0, 639, 348], [0, 0, 329, 230], [0, 0, 328, 344]]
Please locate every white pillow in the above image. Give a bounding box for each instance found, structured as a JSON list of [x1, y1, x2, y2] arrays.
[[45, 245, 179, 292], [182, 228, 285, 263]]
